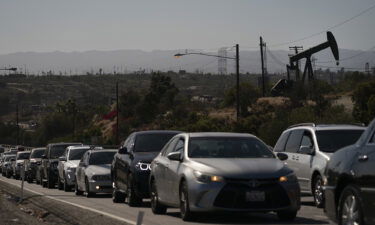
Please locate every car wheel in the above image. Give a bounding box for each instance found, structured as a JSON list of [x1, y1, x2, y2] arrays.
[[180, 181, 195, 221], [127, 174, 142, 207], [63, 175, 71, 192], [85, 177, 95, 198], [112, 184, 126, 203], [338, 185, 364, 225], [313, 175, 324, 208], [277, 210, 297, 221], [150, 179, 167, 214], [57, 175, 63, 190], [75, 182, 83, 196], [47, 173, 54, 189]]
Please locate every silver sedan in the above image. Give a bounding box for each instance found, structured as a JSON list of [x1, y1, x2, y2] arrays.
[[150, 132, 300, 221]]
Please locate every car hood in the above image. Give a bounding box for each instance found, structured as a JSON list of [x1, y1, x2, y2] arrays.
[[86, 164, 111, 176], [66, 160, 80, 168], [16, 160, 24, 164], [133, 152, 159, 164], [190, 158, 292, 179]]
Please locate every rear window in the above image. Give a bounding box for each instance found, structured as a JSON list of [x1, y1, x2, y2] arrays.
[[50, 144, 81, 159], [134, 133, 177, 152], [316, 130, 364, 153], [89, 151, 116, 165]]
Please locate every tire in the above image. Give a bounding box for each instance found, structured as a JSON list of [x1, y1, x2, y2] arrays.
[[313, 175, 324, 208], [85, 177, 95, 198], [112, 186, 126, 203], [338, 185, 364, 225], [127, 174, 142, 207], [47, 173, 54, 189], [57, 175, 63, 190], [180, 181, 195, 221], [75, 182, 83, 196], [277, 210, 297, 221], [150, 179, 167, 214], [63, 175, 71, 192]]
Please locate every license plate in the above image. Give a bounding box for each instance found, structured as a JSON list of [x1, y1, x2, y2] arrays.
[[246, 191, 265, 202]]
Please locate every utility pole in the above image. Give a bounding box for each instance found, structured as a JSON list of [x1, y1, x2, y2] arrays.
[[116, 82, 119, 146], [236, 44, 240, 121], [289, 46, 303, 80], [260, 37, 266, 97], [16, 104, 19, 145]]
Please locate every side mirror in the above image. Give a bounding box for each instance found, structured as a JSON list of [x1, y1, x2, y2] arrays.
[[299, 146, 314, 155], [59, 156, 67, 161], [167, 152, 182, 161], [41, 154, 47, 159], [118, 147, 128, 155], [276, 152, 288, 161]]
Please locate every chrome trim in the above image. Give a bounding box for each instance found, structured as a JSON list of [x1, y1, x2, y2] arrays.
[[360, 187, 375, 193]]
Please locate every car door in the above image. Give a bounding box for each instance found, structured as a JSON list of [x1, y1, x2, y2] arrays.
[[294, 130, 314, 191], [284, 129, 304, 180], [352, 124, 375, 224], [154, 137, 179, 203], [165, 137, 185, 205], [118, 134, 135, 190]]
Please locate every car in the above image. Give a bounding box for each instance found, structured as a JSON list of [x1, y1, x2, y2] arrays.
[[57, 146, 93, 191], [149, 132, 300, 221], [3, 155, 16, 178], [273, 123, 365, 207], [24, 148, 46, 183], [75, 149, 117, 197], [324, 118, 375, 225], [1, 155, 16, 177], [12, 151, 31, 179], [111, 130, 181, 206], [40, 142, 82, 188]]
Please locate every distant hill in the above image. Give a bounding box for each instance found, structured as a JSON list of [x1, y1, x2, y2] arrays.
[[0, 48, 374, 75]]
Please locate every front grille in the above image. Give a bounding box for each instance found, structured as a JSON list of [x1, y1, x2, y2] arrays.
[[214, 179, 290, 209], [92, 175, 111, 181]]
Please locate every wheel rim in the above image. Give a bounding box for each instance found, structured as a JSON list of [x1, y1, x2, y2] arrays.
[[314, 178, 324, 205], [341, 194, 360, 225]]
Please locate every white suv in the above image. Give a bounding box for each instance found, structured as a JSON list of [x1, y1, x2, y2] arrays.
[[273, 123, 365, 207]]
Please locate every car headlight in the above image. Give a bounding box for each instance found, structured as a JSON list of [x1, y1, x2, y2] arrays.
[[193, 171, 224, 183], [135, 162, 151, 171], [279, 173, 297, 183]]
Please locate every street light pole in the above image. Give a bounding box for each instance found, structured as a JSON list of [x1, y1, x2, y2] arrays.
[[235, 44, 240, 121]]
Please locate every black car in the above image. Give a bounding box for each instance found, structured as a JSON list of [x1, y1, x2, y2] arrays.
[[324, 118, 375, 225], [40, 142, 82, 188], [112, 130, 180, 206]]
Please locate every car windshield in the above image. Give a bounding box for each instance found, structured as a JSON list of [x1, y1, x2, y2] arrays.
[[188, 137, 275, 158], [316, 130, 364, 153], [88, 151, 116, 165], [69, 148, 89, 160], [30, 149, 45, 158], [50, 144, 80, 159], [134, 133, 177, 152], [17, 152, 30, 160]]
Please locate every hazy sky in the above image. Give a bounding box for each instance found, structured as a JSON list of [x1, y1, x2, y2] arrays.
[[1, 0, 374, 54]]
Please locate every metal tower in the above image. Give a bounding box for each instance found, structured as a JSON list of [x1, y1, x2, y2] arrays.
[[218, 47, 227, 75]]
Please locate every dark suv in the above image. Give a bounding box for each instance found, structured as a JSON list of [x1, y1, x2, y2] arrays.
[[324, 118, 375, 225], [112, 130, 180, 206], [40, 143, 82, 188]]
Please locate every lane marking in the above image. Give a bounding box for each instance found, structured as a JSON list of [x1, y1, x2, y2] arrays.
[[0, 178, 137, 225]]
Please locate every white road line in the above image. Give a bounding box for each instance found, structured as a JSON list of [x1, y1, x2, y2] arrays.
[[1, 179, 137, 225]]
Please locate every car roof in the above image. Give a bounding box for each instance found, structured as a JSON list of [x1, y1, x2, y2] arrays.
[[287, 124, 366, 132], [48, 142, 82, 146], [89, 149, 117, 154], [32, 148, 46, 151], [17, 151, 30, 155], [134, 130, 181, 135], [186, 132, 255, 138]]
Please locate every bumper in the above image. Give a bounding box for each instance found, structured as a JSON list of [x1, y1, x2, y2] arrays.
[[187, 179, 300, 213], [324, 185, 337, 222], [88, 180, 113, 193]]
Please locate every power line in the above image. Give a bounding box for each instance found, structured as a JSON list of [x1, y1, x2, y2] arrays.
[[269, 3, 375, 47], [266, 47, 287, 66], [317, 45, 375, 63]]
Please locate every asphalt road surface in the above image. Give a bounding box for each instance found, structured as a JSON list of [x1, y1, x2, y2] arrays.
[[0, 176, 335, 225]]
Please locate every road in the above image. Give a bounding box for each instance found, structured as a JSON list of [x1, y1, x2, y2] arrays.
[[0, 176, 335, 225]]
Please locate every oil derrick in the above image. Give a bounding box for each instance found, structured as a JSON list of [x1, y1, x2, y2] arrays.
[[218, 47, 227, 75]]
